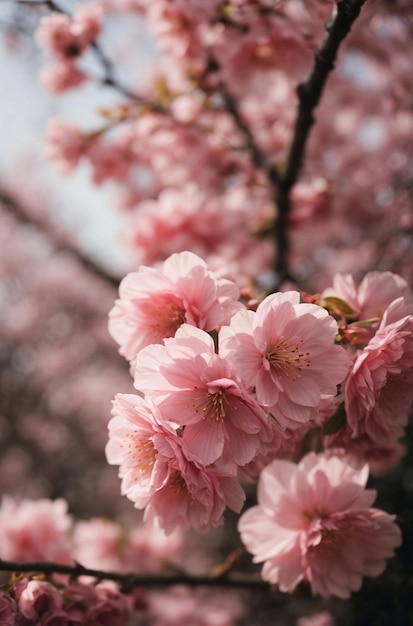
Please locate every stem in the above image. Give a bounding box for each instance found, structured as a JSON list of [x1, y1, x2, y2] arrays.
[[216, 73, 278, 185], [10, 0, 165, 110]]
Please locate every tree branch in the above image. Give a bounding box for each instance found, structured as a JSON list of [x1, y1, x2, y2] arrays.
[[9, 0, 165, 110], [214, 69, 278, 187], [0, 187, 121, 288], [0, 560, 269, 593], [273, 0, 368, 287]]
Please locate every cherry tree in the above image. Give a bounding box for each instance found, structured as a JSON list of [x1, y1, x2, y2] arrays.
[[0, 0, 412, 625]]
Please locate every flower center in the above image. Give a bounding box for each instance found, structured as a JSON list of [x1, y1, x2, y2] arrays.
[[305, 516, 354, 561], [127, 434, 156, 480], [141, 295, 187, 343], [266, 338, 310, 381], [191, 387, 228, 423], [167, 470, 194, 500]]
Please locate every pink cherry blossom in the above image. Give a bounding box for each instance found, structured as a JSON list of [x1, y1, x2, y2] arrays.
[[39, 61, 88, 94], [72, 515, 184, 574], [0, 591, 18, 624], [18, 580, 63, 621], [125, 523, 184, 572], [125, 184, 274, 283], [345, 315, 413, 443], [238, 452, 401, 599], [64, 581, 132, 626], [134, 324, 272, 468], [220, 292, 350, 430], [0, 497, 73, 563], [85, 584, 133, 626], [105, 393, 175, 508], [143, 432, 245, 534], [214, 12, 313, 95], [44, 119, 90, 174], [87, 139, 134, 184], [35, 3, 102, 60], [108, 251, 242, 362], [149, 586, 244, 626], [35, 13, 79, 58], [106, 391, 245, 534], [72, 517, 123, 572], [325, 297, 413, 463], [71, 2, 103, 48]]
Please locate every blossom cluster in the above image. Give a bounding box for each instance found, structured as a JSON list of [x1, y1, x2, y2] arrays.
[[106, 251, 350, 534], [319, 271, 413, 471], [0, 578, 133, 626], [35, 2, 103, 94], [33, 0, 413, 289], [0, 496, 244, 626], [238, 452, 401, 598], [0, 496, 183, 572], [106, 252, 405, 598], [5, 0, 412, 612]]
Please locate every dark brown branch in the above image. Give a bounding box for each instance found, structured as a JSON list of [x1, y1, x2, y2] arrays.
[[9, 0, 368, 292], [0, 187, 120, 289], [273, 0, 368, 288], [0, 560, 269, 592]]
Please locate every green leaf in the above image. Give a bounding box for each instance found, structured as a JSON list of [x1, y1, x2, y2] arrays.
[[323, 296, 357, 318]]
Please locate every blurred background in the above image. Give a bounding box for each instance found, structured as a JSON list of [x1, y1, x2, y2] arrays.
[[0, 0, 137, 520]]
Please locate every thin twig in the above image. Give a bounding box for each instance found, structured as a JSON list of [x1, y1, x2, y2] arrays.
[[0, 187, 121, 288], [214, 68, 278, 186], [9, 0, 165, 110]]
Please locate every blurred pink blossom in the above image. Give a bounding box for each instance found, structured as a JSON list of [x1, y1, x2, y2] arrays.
[[44, 119, 90, 174], [35, 3, 102, 59], [149, 585, 244, 626], [0, 497, 73, 563], [39, 61, 88, 94]]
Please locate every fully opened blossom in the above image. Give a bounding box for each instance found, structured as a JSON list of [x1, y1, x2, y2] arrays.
[[238, 452, 401, 599], [106, 392, 245, 533], [345, 298, 413, 440], [134, 324, 272, 468], [143, 433, 245, 534], [108, 251, 242, 362], [220, 292, 350, 430], [325, 297, 413, 468], [105, 394, 174, 509]]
